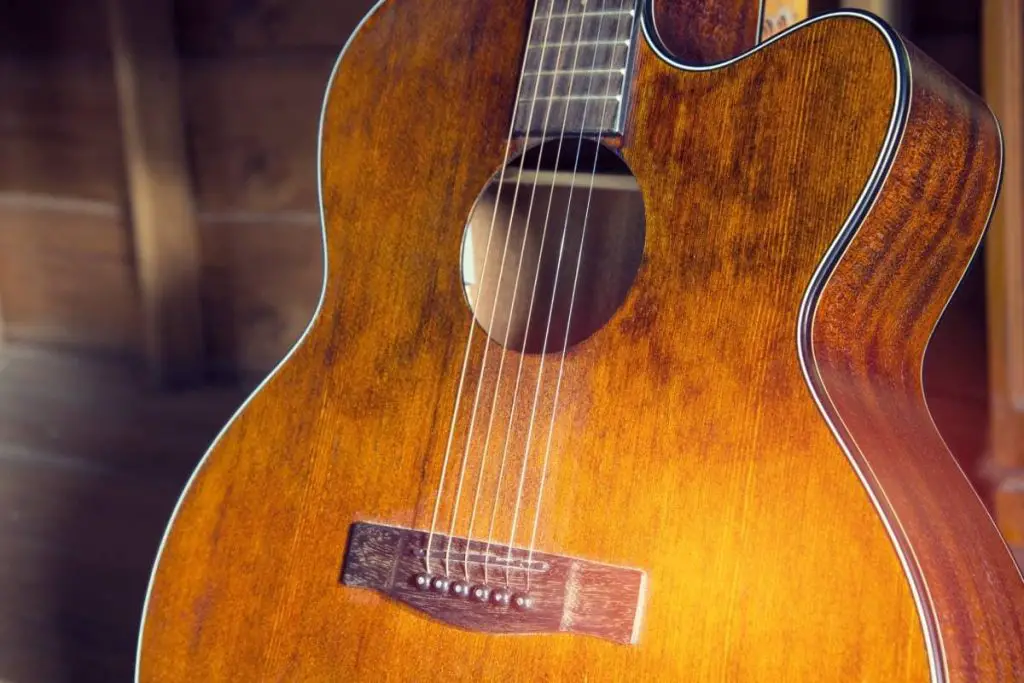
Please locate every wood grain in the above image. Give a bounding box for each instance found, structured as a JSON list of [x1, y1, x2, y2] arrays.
[[809, 39, 1024, 680], [841, 0, 903, 30], [0, 56, 123, 204], [650, 0, 763, 65], [0, 205, 321, 377], [0, 200, 140, 352], [137, 4, 1024, 680], [340, 521, 645, 644], [923, 291, 991, 499]]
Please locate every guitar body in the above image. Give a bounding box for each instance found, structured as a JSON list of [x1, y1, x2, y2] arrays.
[[136, 1, 1024, 681]]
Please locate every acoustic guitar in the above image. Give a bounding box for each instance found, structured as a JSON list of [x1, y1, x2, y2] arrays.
[[137, 0, 1024, 680]]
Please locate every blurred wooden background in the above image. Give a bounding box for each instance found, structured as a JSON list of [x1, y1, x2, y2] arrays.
[[0, 0, 1014, 680]]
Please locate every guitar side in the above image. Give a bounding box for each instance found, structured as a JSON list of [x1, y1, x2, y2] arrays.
[[806, 40, 1024, 680], [135, 2, 1024, 680]]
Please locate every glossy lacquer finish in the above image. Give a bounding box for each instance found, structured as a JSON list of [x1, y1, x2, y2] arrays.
[[136, 1, 1024, 680]]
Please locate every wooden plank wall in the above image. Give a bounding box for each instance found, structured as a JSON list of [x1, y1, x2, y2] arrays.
[[107, 0, 206, 386], [0, 0, 140, 353], [0, 0, 380, 379], [982, 0, 1024, 562]]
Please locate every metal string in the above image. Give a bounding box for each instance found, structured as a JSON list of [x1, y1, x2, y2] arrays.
[[513, 1, 636, 591], [422, 0, 551, 576], [444, 0, 581, 581], [490, 0, 616, 590], [465, 0, 601, 587]]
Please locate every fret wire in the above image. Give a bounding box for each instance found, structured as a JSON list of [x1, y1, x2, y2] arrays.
[[532, 9, 635, 21], [523, 67, 627, 76], [515, 0, 637, 136], [527, 13, 635, 43], [522, 73, 624, 100], [518, 94, 621, 101], [528, 39, 630, 49]]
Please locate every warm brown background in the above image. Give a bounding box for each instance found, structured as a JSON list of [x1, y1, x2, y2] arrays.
[[0, 0, 1006, 681]]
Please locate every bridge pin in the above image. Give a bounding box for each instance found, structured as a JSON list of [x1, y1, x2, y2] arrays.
[[412, 573, 433, 591], [491, 588, 512, 607], [513, 593, 534, 611], [430, 576, 451, 593], [450, 580, 470, 598], [471, 585, 491, 602]]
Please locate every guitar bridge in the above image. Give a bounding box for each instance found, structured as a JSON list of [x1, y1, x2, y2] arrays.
[[340, 521, 647, 645]]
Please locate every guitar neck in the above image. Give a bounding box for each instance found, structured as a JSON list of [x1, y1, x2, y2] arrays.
[[513, 0, 640, 137]]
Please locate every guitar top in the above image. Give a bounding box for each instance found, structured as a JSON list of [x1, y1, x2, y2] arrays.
[[136, 0, 1024, 680]]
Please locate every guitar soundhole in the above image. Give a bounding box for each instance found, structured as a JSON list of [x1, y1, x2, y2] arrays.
[[461, 137, 645, 354]]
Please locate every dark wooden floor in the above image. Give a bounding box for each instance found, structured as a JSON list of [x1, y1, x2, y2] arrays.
[[0, 344, 247, 682]]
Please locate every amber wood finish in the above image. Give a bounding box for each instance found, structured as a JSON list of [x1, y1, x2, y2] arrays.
[[137, 2, 1024, 681], [808, 40, 1024, 679]]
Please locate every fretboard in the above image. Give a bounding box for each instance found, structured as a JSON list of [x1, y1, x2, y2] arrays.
[[513, 0, 639, 137]]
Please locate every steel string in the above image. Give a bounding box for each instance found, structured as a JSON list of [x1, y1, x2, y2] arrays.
[[495, 0, 624, 590], [438, 0, 573, 579], [511, 0, 636, 591], [422, 0, 553, 576]]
